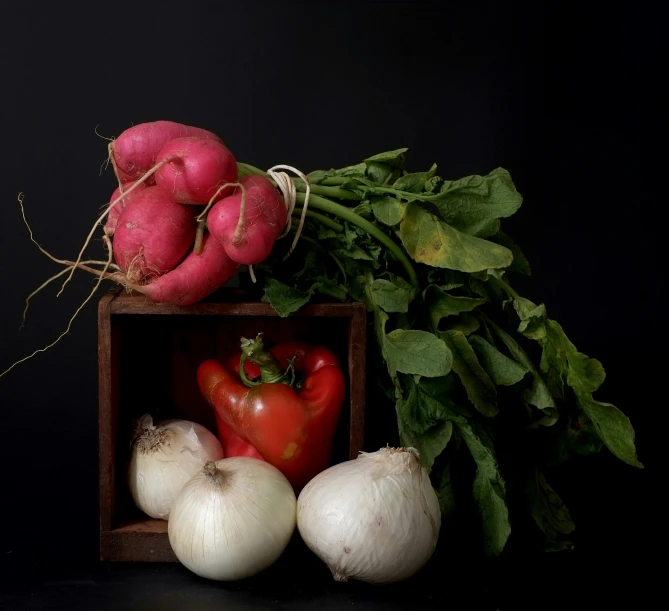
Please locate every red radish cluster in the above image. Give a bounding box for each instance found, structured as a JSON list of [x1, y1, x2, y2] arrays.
[[110, 121, 223, 183], [154, 137, 238, 204], [207, 175, 288, 265], [100, 120, 289, 305], [139, 233, 240, 306], [104, 181, 146, 236], [112, 186, 197, 285]]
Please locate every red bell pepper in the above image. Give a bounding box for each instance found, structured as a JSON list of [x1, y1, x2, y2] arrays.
[[214, 413, 264, 460], [197, 334, 347, 490]]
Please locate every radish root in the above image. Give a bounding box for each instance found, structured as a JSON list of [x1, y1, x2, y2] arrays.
[[18, 193, 120, 273], [0, 234, 115, 380], [21, 259, 119, 330], [58, 155, 176, 297], [125, 248, 146, 285], [194, 182, 245, 254], [94, 124, 114, 142], [107, 142, 125, 193], [225, 165, 311, 285], [96, 126, 116, 177], [4, 159, 309, 376]]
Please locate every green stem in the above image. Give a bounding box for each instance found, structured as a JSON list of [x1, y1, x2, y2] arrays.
[[296, 183, 360, 201], [292, 209, 343, 233], [237, 162, 268, 178], [293, 233, 348, 280], [237, 357, 260, 387], [237, 163, 361, 201], [295, 192, 419, 288], [318, 177, 350, 186], [489, 276, 521, 300], [239, 334, 289, 386]]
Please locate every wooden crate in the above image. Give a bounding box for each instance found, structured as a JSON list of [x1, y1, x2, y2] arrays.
[[98, 290, 367, 562]]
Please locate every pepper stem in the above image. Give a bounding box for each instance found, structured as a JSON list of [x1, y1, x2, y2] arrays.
[[239, 333, 291, 386]]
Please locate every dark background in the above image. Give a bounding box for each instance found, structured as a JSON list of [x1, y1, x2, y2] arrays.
[[0, 1, 661, 608]]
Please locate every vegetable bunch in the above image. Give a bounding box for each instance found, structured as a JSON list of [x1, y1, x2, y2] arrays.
[[6, 122, 643, 557], [236, 149, 643, 555], [54, 121, 292, 308]]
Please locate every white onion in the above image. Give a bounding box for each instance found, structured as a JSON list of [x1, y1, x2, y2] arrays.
[[168, 457, 297, 581], [297, 446, 441, 584], [127, 414, 224, 520]]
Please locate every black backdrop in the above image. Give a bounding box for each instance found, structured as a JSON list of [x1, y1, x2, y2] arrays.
[[0, 0, 661, 605]]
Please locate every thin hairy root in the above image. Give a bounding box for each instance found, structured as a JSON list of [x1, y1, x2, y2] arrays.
[[102, 233, 114, 269], [89, 261, 120, 269], [267, 165, 311, 261], [19, 193, 70, 266], [57, 156, 176, 297], [18, 194, 121, 272], [125, 249, 145, 284], [99, 156, 110, 178], [22, 268, 76, 329], [94, 124, 114, 142], [194, 181, 244, 254], [20, 260, 118, 330], [108, 141, 124, 192], [248, 264, 257, 284], [0, 235, 115, 380], [96, 127, 116, 177]]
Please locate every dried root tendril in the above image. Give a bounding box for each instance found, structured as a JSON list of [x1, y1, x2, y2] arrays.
[[58, 155, 176, 297], [0, 224, 115, 379], [21, 259, 119, 330]]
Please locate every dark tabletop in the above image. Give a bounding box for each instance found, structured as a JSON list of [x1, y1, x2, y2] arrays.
[[0, 534, 651, 611]]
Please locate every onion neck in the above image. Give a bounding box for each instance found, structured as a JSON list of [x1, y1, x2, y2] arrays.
[[332, 571, 349, 582], [134, 427, 168, 454], [203, 460, 231, 488]]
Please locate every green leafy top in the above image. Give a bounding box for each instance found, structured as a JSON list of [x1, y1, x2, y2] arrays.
[[241, 149, 642, 557]]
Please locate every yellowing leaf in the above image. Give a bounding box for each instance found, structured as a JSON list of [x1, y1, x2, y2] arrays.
[[400, 202, 513, 272]]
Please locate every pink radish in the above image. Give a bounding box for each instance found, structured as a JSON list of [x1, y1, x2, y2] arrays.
[[104, 181, 147, 236], [111, 121, 222, 183], [112, 186, 197, 284], [206, 175, 287, 265], [139, 232, 239, 305], [154, 137, 238, 205]]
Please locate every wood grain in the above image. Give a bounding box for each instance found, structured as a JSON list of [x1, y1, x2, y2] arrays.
[[101, 519, 176, 562], [109, 292, 365, 318], [348, 302, 367, 459], [98, 292, 114, 535]]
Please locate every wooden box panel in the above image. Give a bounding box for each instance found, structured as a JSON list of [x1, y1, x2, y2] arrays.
[[98, 290, 367, 562]]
